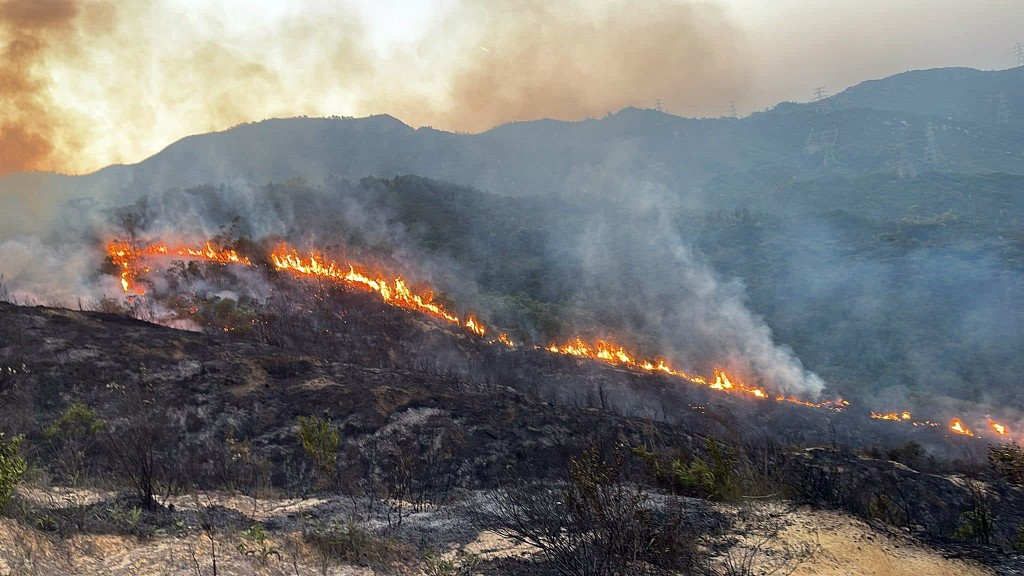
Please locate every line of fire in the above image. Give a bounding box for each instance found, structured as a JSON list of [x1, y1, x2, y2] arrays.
[[106, 238, 1016, 443]]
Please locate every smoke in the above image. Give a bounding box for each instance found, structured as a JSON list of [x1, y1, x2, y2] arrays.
[[560, 143, 825, 397], [0, 0, 87, 174], [0, 0, 749, 176], [379, 0, 749, 133]]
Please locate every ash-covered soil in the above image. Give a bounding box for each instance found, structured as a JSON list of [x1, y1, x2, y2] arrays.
[[0, 300, 1022, 575]]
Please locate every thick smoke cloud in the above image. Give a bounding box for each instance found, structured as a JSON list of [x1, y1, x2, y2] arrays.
[[0, 0, 749, 176], [0, 0, 86, 174], [2, 1, 1022, 176], [561, 144, 824, 397], [380, 0, 749, 133]]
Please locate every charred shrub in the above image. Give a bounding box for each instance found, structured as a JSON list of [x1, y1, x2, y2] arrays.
[[302, 518, 412, 571], [474, 445, 710, 576], [989, 442, 1024, 485]]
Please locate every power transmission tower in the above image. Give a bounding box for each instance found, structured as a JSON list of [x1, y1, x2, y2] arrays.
[[891, 124, 916, 179], [997, 92, 1011, 125], [812, 86, 829, 101], [728, 101, 738, 118], [924, 122, 944, 163], [654, 99, 664, 112], [805, 127, 839, 168], [1016, 42, 1024, 67]]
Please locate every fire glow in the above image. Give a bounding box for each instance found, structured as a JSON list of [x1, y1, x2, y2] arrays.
[[871, 411, 912, 421], [950, 418, 973, 437], [269, 245, 486, 336], [104, 238, 1017, 440], [545, 338, 849, 409], [108, 241, 250, 295]]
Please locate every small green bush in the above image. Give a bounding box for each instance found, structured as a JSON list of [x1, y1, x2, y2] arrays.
[[652, 437, 740, 501], [0, 433, 27, 509], [238, 522, 280, 564], [423, 548, 480, 576], [303, 519, 410, 569], [297, 415, 340, 477], [954, 506, 994, 544]]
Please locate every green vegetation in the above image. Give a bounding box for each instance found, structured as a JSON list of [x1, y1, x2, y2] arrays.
[[302, 519, 411, 570], [45, 402, 107, 483], [297, 414, 340, 477], [635, 436, 741, 501], [237, 522, 280, 564], [0, 432, 27, 509]]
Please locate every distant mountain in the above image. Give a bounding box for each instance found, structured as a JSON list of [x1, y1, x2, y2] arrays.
[[829, 66, 1024, 126]]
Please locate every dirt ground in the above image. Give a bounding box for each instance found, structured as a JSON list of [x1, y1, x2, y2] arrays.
[[0, 489, 1000, 576], [780, 507, 995, 576]]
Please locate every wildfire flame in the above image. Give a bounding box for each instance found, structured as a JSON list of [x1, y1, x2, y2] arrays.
[[989, 420, 1008, 436], [950, 418, 974, 437], [103, 237, 1019, 441], [544, 337, 840, 407], [871, 411, 912, 421], [108, 241, 250, 295], [268, 245, 490, 336]]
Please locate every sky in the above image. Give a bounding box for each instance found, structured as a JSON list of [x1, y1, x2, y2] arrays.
[[1, 0, 1022, 175]]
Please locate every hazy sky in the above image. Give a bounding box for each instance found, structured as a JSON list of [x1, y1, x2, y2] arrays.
[[1, 0, 1021, 175]]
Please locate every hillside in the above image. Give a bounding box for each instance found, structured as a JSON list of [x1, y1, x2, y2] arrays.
[[2, 67, 1023, 214], [0, 299, 1022, 575], [3, 65, 1024, 574]]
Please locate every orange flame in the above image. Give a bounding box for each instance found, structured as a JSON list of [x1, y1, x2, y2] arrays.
[[269, 244, 489, 336], [950, 418, 974, 437], [871, 411, 912, 421], [107, 241, 250, 294], [989, 420, 1008, 436], [541, 337, 833, 406], [107, 236, 841, 409]]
